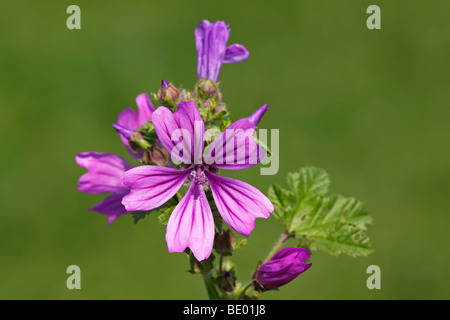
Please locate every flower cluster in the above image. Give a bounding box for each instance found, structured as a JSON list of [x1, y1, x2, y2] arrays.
[[76, 20, 314, 299], [76, 20, 273, 261]]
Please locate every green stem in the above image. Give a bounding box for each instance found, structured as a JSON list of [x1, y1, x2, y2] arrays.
[[237, 282, 253, 300], [202, 273, 222, 300], [263, 231, 290, 264]]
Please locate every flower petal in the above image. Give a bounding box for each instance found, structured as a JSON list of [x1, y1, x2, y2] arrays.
[[165, 182, 215, 261], [205, 172, 273, 236], [115, 94, 154, 159], [257, 248, 312, 290], [223, 43, 249, 64], [76, 152, 133, 194], [247, 104, 268, 126], [195, 20, 230, 81], [152, 100, 204, 165], [204, 118, 265, 170], [271, 247, 311, 261], [135, 93, 154, 125], [122, 166, 191, 212], [90, 193, 128, 225]]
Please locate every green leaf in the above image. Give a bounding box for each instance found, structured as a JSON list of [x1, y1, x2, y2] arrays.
[[292, 195, 373, 257], [232, 238, 248, 251], [131, 211, 150, 224], [157, 205, 176, 225], [269, 167, 373, 257], [287, 167, 330, 202], [132, 196, 178, 225], [267, 184, 293, 219]]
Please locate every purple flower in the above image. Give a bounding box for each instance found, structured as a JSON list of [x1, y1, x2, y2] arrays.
[[113, 93, 155, 159], [76, 152, 133, 225], [195, 20, 249, 82], [253, 247, 312, 291], [121, 100, 273, 261]]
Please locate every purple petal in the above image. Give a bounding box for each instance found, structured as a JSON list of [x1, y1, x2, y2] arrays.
[[205, 171, 273, 236], [135, 93, 154, 125], [122, 166, 191, 212], [271, 247, 311, 261], [257, 248, 312, 290], [152, 100, 204, 165], [116, 108, 141, 159], [161, 79, 169, 89], [115, 94, 154, 159], [204, 118, 266, 170], [76, 152, 133, 194], [165, 182, 215, 261], [112, 123, 134, 140], [90, 193, 128, 225], [195, 20, 230, 81], [247, 104, 268, 126], [223, 44, 249, 64]]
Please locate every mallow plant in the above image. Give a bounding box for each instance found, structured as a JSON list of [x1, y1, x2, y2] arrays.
[[76, 20, 373, 300]]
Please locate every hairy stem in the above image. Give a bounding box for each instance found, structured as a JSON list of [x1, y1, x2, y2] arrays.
[[263, 231, 290, 263]]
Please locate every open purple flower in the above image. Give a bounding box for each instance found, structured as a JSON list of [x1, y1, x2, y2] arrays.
[[76, 152, 133, 225], [113, 93, 155, 159], [195, 20, 249, 82], [253, 247, 312, 291], [122, 100, 273, 261]]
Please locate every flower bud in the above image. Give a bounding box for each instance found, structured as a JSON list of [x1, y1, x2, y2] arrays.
[[217, 271, 236, 293], [188, 250, 215, 274], [157, 81, 180, 107], [197, 78, 218, 99], [213, 102, 228, 118], [142, 141, 169, 166], [252, 247, 312, 292], [213, 230, 237, 254]]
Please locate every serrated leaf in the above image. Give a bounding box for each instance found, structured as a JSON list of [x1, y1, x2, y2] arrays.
[[292, 195, 373, 257], [269, 166, 373, 257], [282, 167, 331, 228], [267, 184, 293, 219], [288, 167, 330, 202]]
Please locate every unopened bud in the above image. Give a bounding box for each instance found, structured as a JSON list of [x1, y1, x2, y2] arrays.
[[217, 271, 236, 293], [197, 78, 218, 99], [214, 230, 237, 254], [213, 102, 227, 117], [157, 82, 180, 107], [189, 251, 215, 274], [142, 142, 169, 166]]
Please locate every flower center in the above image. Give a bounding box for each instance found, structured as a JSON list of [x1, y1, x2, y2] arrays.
[[189, 165, 208, 185]]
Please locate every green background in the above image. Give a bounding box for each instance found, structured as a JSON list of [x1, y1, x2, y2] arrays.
[[1, 0, 449, 299]]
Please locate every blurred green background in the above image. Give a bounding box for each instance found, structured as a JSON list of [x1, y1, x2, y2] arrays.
[[1, 0, 449, 299]]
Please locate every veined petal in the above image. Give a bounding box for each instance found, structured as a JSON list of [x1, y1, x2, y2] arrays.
[[76, 152, 133, 194], [166, 182, 215, 261], [204, 118, 265, 170], [122, 166, 190, 212], [223, 43, 249, 64], [195, 20, 230, 81], [90, 193, 128, 225], [205, 171, 273, 236], [152, 100, 204, 165]]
